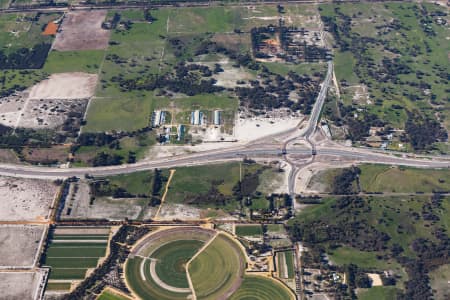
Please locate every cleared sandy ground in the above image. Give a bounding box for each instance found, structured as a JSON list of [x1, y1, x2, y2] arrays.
[[18, 98, 88, 129], [157, 203, 202, 220], [367, 273, 383, 286], [0, 270, 47, 300], [234, 115, 301, 141], [53, 10, 110, 51], [0, 176, 58, 221], [0, 94, 27, 127], [29, 73, 97, 99], [0, 73, 95, 130], [0, 225, 46, 268], [54, 227, 110, 235]]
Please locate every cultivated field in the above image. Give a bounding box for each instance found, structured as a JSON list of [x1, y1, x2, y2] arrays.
[[126, 227, 216, 300], [276, 250, 295, 279], [229, 275, 295, 300], [0, 225, 46, 268], [52, 10, 110, 51], [43, 227, 110, 285], [235, 224, 263, 237], [0, 176, 58, 221], [189, 233, 246, 300], [0, 269, 48, 300]]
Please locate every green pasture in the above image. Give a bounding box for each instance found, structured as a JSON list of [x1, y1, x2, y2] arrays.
[[235, 224, 263, 237], [229, 275, 294, 300], [43, 50, 105, 74], [151, 239, 204, 288], [166, 162, 261, 204], [45, 282, 72, 291], [125, 257, 190, 300], [358, 164, 450, 193], [358, 286, 398, 300], [189, 234, 244, 300]]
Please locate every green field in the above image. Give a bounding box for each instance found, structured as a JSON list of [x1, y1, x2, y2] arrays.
[[43, 50, 105, 74], [83, 96, 153, 132], [266, 224, 284, 233], [105, 171, 154, 196], [49, 268, 87, 280], [328, 246, 401, 270], [166, 162, 262, 204], [97, 290, 131, 300], [44, 257, 100, 268], [45, 282, 72, 291], [284, 250, 295, 278], [125, 257, 191, 300], [235, 225, 263, 237], [189, 234, 245, 300], [358, 165, 450, 193], [44, 230, 109, 280], [151, 239, 204, 288], [357, 286, 398, 300], [229, 275, 294, 300], [310, 164, 450, 194]]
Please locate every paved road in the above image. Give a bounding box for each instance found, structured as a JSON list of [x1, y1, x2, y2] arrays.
[[0, 146, 448, 179], [0, 57, 448, 179]]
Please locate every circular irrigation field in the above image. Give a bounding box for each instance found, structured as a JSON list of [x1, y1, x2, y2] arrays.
[[125, 227, 293, 300], [125, 227, 245, 300]]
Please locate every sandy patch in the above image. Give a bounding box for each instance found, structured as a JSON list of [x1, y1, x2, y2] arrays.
[[53, 10, 110, 51], [191, 59, 254, 88], [367, 273, 383, 286], [257, 163, 290, 195], [29, 73, 97, 99], [54, 227, 110, 235], [0, 225, 46, 268], [0, 177, 58, 221], [234, 115, 301, 141], [0, 270, 48, 300], [157, 203, 202, 220], [0, 94, 27, 127], [18, 98, 88, 129]]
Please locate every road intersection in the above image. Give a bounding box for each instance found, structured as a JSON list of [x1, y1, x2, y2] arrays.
[[0, 62, 448, 195]]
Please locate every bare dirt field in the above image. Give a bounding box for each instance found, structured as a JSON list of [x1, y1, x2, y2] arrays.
[[29, 73, 98, 99], [0, 176, 58, 221], [157, 203, 202, 220], [53, 227, 110, 235], [0, 93, 27, 127], [0, 269, 48, 300], [18, 98, 88, 129], [234, 112, 302, 141], [0, 149, 20, 163], [0, 73, 95, 130], [53, 10, 110, 51], [0, 225, 46, 268]]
